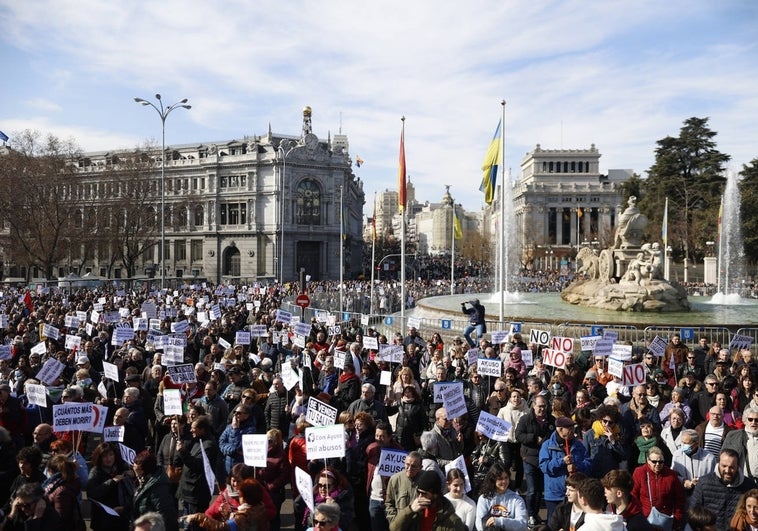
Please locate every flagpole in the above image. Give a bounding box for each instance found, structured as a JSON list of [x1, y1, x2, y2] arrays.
[[399, 117, 406, 324], [451, 196, 455, 296], [499, 100, 506, 323], [370, 192, 377, 314]]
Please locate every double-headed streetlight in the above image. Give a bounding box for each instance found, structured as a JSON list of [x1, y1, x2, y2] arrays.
[[133, 94, 191, 290], [277, 142, 302, 283]]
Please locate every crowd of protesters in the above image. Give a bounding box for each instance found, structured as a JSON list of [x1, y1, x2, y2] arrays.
[[1, 283, 758, 531]]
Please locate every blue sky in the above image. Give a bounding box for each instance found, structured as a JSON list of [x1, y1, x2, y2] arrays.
[[1, 1, 756, 217]]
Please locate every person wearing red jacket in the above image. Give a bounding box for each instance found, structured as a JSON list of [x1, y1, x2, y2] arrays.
[[631, 446, 686, 530], [205, 464, 276, 531]]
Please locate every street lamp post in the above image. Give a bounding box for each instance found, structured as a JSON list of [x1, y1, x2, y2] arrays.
[[133, 94, 191, 290]]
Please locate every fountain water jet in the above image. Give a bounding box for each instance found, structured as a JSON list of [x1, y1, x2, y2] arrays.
[[710, 170, 753, 305]]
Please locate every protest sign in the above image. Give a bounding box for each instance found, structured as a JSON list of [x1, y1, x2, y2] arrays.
[[521, 349, 534, 367], [608, 357, 625, 378], [491, 330, 508, 344], [305, 424, 345, 460], [104, 426, 125, 443], [612, 343, 633, 361], [200, 441, 216, 496], [25, 383, 48, 408], [275, 309, 292, 324], [36, 358, 65, 385], [170, 320, 189, 334], [580, 335, 602, 352], [163, 389, 183, 415], [250, 325, 268, 337], [305, 396, 338, 427], [380, 371, 392, 386], [64, 334, 82, 351], [475, 411, 511, 442], [42, 323, 60, 340], [377, 449, 409, 477], [242, 434, 268, 467], [235, 331, 251, 345], [363, 336, 378, 350], [542, 348, 568, 369], [377, 344, 403, 363], [441, 382, 467, 419], [167, 364, 196, 384], [648, 336, 668, 357], [119, 443, 136, 465], [103, 361, 120, 382], [444, 455, 472, 493], [0, 345, 10, 360], [530, 329, 551, 346], [730, 334, 754, 352], [53, 402, 101, 431], [622, 363, 648, 387], [593, 339, 614, 357], [467, 348, 480, 366], [295, 467, 315, 513], [294, 323, 311, 337], [477, 358, 502, 378]]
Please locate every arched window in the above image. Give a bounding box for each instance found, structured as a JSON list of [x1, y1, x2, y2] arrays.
[[296, 179, 321, 225]]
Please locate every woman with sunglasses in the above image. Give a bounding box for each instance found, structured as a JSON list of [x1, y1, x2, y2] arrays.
[[305, 503, 341, 531], [583, 405, 627, 478], [296, 467, 354, 531]]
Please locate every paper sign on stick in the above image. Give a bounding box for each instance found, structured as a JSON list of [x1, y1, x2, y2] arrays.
[[242, 434, 268, 467]]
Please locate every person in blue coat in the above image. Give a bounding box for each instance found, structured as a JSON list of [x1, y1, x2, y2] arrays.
[[539, 416, 592, 523], [219, 403, 257, 473]]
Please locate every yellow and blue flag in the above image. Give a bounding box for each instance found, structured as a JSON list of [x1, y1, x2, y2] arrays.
[[453, 206, 463, 240], [480, 120, 501, 205]]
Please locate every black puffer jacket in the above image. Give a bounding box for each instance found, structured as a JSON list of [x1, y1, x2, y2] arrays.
[[389, 399, 427, 451], [514, 410, 555, 466]]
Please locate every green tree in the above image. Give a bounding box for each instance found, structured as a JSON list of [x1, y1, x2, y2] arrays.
[[640, 117, 730, 262], [740, 158, 758, 263]]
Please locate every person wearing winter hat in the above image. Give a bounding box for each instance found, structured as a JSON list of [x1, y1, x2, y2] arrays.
[[391, 469, 466, 531]]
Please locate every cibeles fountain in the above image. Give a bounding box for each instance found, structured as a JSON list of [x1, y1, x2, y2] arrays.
[[560, 196, 690, 312]]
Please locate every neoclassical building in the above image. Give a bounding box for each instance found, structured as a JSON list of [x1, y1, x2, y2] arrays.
[[512, 144, 630, 269], [2, 107, 365, 284]]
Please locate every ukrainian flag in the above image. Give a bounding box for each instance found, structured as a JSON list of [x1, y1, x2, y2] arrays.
[[453, 207, 463, 240], [480, 119, 502, 205]]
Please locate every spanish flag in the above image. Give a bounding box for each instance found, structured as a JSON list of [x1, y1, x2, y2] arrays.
[[480, 119, 502, 205]]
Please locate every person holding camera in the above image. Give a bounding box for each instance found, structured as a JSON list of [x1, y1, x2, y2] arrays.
[[461, 300, 486, 348]]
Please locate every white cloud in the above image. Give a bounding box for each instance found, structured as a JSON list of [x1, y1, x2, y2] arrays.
[[1, 0, 756, 212]]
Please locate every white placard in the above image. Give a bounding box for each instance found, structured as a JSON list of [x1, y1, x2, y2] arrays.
[[648, 336, 668, 357], [363, 336, 379, 350], [200, 440, 216, 495], [275, 309, 292, 324], [281, 364, 300, 391], [407, 317, 421, 329], [380, 370, 392, 386], [209, 304, 222, 320], [31, 342, 47, 356], [612, 343, 633, 361], [0, 345, 10, 360], [475, 411, 511, 442], [580, 335, 602, 352], [608, 357, 625, 378], [377, 344, 403, 363], [294, 323, 311, 337], [163, 344, 185, 366], [305, 424, 346, 460], [133, 318, 148, 331], [550, 336, 574, 353], [467, 348, 480, 366], [295, 467, 315, 513], [119, 443, 136, 465], [104, 425, 125, 442], [603, 331, 619, 342], [171, 320, 189, 334], [65, 315, 80, 329], [594, 339, 614, 356], [167, 364, 196, 384], [36, 358, 65, 386], [250, 325, 268, 337], [64, 334, 82, 351], [441, 382, 468, 420], [333, 349, 346, 370], [542, 348, 568, 369], [477, 358, 502, 377], [529, 329, 551, 346], [433, 382, 460, 403], [25, 383, 48, 408], [163, 389, 183, 415], [622, 362, 648, 387], [218, 337, 231, 350], [53, 402, 98, 431], [42, 323, 60, 340], [521, 349, 534, 367], [491, 330, 509, 344], [114, 326, 135, 344], [242, 433, 268, 467], [730, 334, 754, 352], [103, 361, 120, 382], [235, 331, 251, 345], [305, 396, 339, 427], [377, 448, 409, 477]]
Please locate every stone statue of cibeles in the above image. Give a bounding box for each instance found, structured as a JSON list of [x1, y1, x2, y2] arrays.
[[564, 197, 688, 311], [613, 196, 648, 249]]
